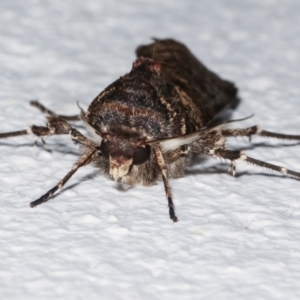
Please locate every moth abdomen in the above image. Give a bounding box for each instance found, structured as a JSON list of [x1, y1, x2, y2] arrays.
[[137, 38, 238, 130]]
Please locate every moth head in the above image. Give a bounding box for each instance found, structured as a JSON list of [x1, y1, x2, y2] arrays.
[[100, 139, 151, 181]]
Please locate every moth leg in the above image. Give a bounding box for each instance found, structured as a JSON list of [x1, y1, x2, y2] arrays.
[[30, 149, 96, 207], [228, 160, 236, 176], [167, 145, 190, 163], [213, 148, 300, 179], [1, 115, 75, 140], [153, 146, 178, 222], [0, 125, 52, 140], [30, 100, 81, 121], [70, 128, 98, 149], [222, 125, 300, 142], [0, 113, 96, 150]]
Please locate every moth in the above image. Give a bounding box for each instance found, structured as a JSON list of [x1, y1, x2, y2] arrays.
[[1, 39, 300, 222]]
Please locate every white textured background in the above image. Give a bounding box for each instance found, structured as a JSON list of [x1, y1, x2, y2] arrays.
[[1, 1, 300, 299]]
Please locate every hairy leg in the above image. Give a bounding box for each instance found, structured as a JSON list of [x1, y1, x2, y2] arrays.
[[30, 101, 81, 121], [222, 125, 300, 142], [153, 146, 178, 222], [30, 149, 96, 207], [211, 148, 300, 179]]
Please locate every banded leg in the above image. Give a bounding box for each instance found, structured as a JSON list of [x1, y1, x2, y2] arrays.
[[213, 148, 300, 179], [30, 149, 96, 207], [70, 128, 97, 149], [222, 125, 300, 142], [0, 116, 73, 140], [0, 125, 52, 140], [167, 145, 190, 163], [30, 101, 81, 121], [153, 146, 178, 222]]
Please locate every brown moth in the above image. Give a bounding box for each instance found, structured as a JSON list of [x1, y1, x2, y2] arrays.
[[1, 39, 300, 222]]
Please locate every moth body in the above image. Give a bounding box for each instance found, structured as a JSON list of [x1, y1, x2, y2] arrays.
[[1, 39, 300, 222]]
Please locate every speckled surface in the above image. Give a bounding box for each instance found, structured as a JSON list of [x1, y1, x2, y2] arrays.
[[1, 0, 300, 299]]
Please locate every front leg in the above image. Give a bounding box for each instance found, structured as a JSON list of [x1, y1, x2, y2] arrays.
[[30, 148, 96, 207], [153, 146, 178, 222], [0, 115, 72, 140]]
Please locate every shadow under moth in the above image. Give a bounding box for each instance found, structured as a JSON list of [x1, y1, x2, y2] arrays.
[[1, 39, 300, 222]]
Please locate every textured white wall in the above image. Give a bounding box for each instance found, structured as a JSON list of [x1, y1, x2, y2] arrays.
[[1, 0, 300, 299]]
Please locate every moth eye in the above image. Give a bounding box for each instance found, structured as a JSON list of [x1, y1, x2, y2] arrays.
[[132, 145, 151, 165], [100, 140, 110, 158]]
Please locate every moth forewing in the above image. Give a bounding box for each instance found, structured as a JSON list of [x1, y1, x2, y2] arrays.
[[1, 38, 300, 222], [151, 126, 226, 153], [152, 130, 207, 152]]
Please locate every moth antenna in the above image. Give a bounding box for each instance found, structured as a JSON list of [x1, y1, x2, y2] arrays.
[[76, 101, 87, 120], [221, 114, 254, 125], [76, 101, 83, 111], [207, 114, 255, 129]]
